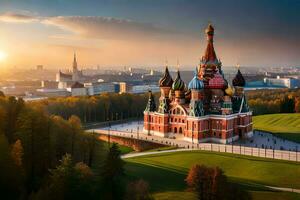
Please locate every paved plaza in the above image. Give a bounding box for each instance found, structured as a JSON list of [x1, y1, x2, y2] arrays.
[[99, 120, 300, 152]]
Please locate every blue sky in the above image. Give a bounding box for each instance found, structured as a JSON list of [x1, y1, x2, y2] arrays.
[[0, 0, 299, 69]]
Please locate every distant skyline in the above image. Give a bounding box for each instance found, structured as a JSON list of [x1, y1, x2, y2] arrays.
[[0, 0, 300, 69]]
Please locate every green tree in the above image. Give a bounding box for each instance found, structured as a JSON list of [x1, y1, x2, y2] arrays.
[[0, 134, 22, 199], [30, 154, 95, 200], [102, 143, 125, 200]]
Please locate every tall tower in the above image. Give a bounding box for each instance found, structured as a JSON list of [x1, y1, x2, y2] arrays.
[[188, 68, 205, 117], [158, 65, 173, 113], [199, 24, 224, 113], [73, 53, 78, 73], [172, 70, 185, 104], [199, 24, 221, 83], [232, 65, 249, 113]]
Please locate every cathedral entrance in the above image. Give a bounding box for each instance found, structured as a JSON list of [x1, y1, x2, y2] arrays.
[[239, 129, 242, 138]]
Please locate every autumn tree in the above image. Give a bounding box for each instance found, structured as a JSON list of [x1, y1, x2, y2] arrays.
[[186, 164, 251, 200], [125, 179, 153, 200]]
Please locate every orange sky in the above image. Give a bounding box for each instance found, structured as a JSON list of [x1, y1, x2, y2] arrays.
[[0, 1, 300, 70]]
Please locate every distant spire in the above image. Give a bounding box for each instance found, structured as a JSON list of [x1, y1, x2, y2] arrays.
[[73, 52, 78, 72]]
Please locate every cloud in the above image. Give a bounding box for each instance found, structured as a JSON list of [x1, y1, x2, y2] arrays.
[[43, 16, 176, 40], [0, 12, 185, 41], [0, 12, 39, 23]]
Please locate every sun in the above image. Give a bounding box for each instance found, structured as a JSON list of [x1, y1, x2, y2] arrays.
[[0, 50, 7, 61]]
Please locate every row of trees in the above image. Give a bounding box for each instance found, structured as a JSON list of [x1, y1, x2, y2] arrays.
[[30, 93, 150, 124], [247, 88, 300, 115], [26, 89, 300, 125]]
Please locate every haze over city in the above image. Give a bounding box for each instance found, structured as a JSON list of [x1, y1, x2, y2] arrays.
[[0, 0, 300, 69]]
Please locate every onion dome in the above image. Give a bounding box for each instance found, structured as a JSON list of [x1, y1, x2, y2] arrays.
[[172, 70, 185, 91], [188, 68, 204, 90], [232, 69, 246, 87], [225, 84, 234, 96], [205, 23, 214, 35], [208, 71, 227, 89], [159, 66, 173, 87]]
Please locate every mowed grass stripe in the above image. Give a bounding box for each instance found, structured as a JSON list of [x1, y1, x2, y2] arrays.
[[126, 151, 300, 189], [253, 113, 300, 142]]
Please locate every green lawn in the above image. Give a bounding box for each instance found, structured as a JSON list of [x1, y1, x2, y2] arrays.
[[125, 151, 300, 200], [253, 113, 300, 143]]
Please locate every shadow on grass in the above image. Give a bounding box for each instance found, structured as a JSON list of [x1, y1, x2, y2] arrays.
[[125, 161, 187, 192]]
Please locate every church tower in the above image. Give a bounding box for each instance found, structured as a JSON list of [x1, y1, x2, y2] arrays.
[[172, 70, 185, 104], [188, 68, 205, 116], [158, 65, 173, 113], [73, 53, 78, 73], [199, 24, 226, 114]]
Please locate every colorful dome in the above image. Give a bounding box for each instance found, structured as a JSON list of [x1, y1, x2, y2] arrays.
[[225, 84, 234, 96], [188, 68, 204, 90], [172, 70, 185, 91], [208, 72, 226, 89], [232, 69, 245, 87], [159, 66, 173, 87]]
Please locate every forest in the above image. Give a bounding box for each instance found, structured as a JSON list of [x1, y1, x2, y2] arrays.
[[0, 93, 130, 200], [247, 88, 300, 115], [26, 88, 300, 125]]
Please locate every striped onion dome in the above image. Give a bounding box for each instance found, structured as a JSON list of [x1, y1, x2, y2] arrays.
[[188, 68, 204, 90], [208, 71, 227, 89], [172, 70, 185, 91], [159, 66, 173, 87]]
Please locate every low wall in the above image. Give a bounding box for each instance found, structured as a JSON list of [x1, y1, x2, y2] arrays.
[[92, 129, 300, 162], [84, 118, 142, 130], [98, 134, 166, 151]]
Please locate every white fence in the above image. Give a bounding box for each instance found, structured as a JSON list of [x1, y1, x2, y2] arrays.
[[92, 129, 300, 162]]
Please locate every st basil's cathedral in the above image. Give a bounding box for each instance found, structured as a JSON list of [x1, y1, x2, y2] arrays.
[[144, 24, 253, 144]]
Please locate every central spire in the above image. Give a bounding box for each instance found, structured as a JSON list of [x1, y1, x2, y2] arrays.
[[203, 24, 217, 62]]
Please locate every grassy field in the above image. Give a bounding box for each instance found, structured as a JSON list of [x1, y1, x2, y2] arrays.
[[253, 113, 300, 143], [125, 151, 300, 200]]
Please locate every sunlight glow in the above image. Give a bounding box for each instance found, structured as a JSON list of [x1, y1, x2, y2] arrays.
[[0, 50, 7, 62]]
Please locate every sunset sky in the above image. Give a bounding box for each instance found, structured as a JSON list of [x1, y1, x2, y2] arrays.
[[0, 0, 300, 69]]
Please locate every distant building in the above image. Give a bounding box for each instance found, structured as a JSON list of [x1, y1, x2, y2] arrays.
[[84, 82, 117, 95], [263, 76, 300, 88], [36, 88, 70, 97], [131, 85, 160, 94], [56, 53, 87, 87], [36, 65, 43, 70], [68, 82, 87, 96], [119, 82, 127, 93]]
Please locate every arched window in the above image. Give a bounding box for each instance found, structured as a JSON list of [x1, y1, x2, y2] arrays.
[[179, 127, 183, 134], [174, 127, 177, 133]]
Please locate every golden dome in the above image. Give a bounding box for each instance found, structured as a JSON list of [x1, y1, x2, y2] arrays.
[[225, 84, 234, 96]]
